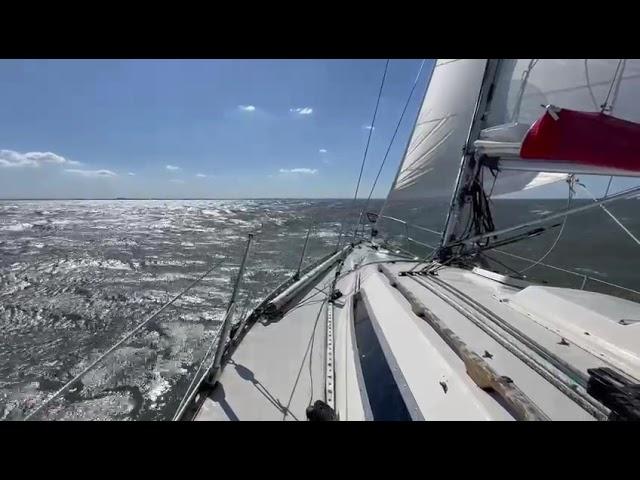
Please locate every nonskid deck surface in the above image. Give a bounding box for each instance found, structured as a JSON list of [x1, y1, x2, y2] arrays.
[[365, 253, 639, 420], [194, 269, 333, 421], [194, 243, 640, 420], [193, 246, 382, 421]]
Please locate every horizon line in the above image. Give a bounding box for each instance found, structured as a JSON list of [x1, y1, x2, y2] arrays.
[[0, 196, 601, 201], [0, 196, 389, 201]]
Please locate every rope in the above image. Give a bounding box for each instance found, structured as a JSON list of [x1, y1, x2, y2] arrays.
[[353, 59, 427, 238], [336, 59, 390, 250], [457, 166, 496, 247], [518, 178, 574, 274], [23, 257, 227, 421], [493, 248, 640, 298], [281, 293, 329, 420]]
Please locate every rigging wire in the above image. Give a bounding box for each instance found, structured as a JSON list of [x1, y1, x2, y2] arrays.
[[336, 59, 390, 250], [584, 59, 601, 111], [23, 257, 227, 421], [609, 59, 626, 112], [601, 59, 625, 113], [578, 182, 640, 247], [604, 176, 614, 198], [172, 286, 259, 421], [517, 177, 575, 274], [512, 59, 539, 122], [479, 251, 528, 279], [352, 59, 427, 239], [172, 327, 223, 421]]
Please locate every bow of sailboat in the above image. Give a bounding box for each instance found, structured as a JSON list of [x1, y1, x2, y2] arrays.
[[181, 58, 640, 422], [185, 239, 640, 421]]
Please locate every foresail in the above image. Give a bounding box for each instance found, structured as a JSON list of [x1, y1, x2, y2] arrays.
[[378, 59, 488, 248], [393, 59, 488, 198]]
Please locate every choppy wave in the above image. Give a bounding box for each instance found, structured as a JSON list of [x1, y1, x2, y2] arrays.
[[0, 198, 375, 421]]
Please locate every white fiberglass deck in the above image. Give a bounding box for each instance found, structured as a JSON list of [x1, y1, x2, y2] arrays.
[[193, 243, 640, 421], [194, 267, 336, 421]]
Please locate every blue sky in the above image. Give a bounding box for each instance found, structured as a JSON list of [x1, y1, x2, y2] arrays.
[[0, 59, 430, 199]]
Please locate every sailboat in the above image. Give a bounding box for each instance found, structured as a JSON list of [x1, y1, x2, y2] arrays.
[[24, 59, 640, 421]]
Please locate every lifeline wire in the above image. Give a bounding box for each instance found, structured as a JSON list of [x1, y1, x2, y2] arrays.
[[24, 257, 227, 420]]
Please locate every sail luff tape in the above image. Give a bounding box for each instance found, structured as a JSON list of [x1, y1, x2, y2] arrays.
[[377, 264, 550, 421]]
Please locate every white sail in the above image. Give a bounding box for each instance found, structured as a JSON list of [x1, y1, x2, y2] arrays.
[[388, 59, 574, 205], [473, 60, 640, 197], [377, 59, 490, 243], [380, 59, 640, 246], [479, 59, 640, 195], [393, 59, 488, 197], [487, 59, 640, 128]]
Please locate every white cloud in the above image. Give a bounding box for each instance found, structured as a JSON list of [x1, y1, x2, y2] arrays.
[[319, 148, 327, 153], [0, 149, 81, 168], [166, 165, 181, 171], [279, 168, 318, 175], [195, 173, 207, 178], [65, 169, 117, 177], [290, 107, 313, 115], [170, 179, 185, 184], [363, 125, 375, 130], [128, 172, 135, 176], [238, 105, 256, 112]]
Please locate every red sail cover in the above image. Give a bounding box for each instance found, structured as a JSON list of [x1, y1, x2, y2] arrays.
[[520, 109, 640, 172]]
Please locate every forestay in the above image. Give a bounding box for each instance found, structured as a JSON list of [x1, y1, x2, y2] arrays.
[[378, 59, 488, 245]]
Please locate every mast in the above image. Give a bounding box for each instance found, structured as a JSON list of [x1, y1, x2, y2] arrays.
[[438, 59, 501, 258], [439, 59, 640, 258]]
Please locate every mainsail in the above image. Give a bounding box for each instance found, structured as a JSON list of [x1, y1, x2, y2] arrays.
[[479, 59, 640, 178], [486, 59, 640, 127]]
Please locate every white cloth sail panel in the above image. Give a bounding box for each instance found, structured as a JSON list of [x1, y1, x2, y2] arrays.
[[480, 59, 640, 197], [489, 170, 567, 197], [378, 59, 488, 245], [486, 59, 640, 128], [392, 59, 488, 198]]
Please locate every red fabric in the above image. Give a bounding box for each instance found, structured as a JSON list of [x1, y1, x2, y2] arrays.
[[520, 109, 640, 172]]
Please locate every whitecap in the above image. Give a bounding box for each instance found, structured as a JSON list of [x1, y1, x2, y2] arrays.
[[1, 223, 33, 232]]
